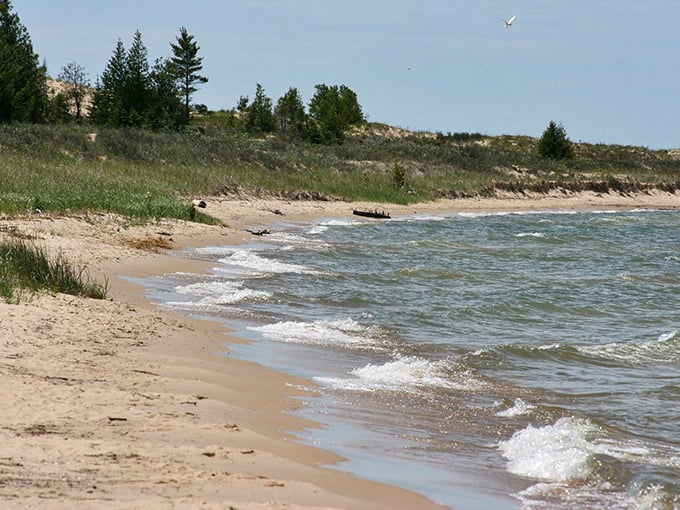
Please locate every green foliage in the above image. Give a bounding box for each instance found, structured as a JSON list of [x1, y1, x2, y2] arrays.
[[1, 123, 679, 225], [538, 121, 574, 160], [0, 238, 107, 302], [392, 162, 406, 189], [275, 87, 306, 139], [307, 84, 365, 144], [46, 93, 72, 124], [147, 57, 185, 130], [0, 0, 46, 123], [57, 61, 90, 120], [241, 84, 277, 134], [170, 27, 208, 126], [91, 32, 184, 129]]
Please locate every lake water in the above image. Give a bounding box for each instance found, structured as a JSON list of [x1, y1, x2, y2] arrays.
[[140, 208, 680, 510]]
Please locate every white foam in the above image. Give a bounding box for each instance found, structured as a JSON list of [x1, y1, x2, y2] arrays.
[[577, 332, 680, 365], [218, 249, 319, 275], [318, 218, 359, 227], [498, 417, 603, 482], [496, 398, 536, 417], [657, 330, 677, 342], [306, 225, 328, 235], [266, 231, 331, 251], [316, 355, 482, 393], [515, 232, 546, 238], [248, 318, 381, 348], [506, 430, 678, 509], [193, 245, 238, 257], [173, 280, 271, 305]]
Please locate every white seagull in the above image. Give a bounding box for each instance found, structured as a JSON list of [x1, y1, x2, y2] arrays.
[[503, 15, 516, 29]]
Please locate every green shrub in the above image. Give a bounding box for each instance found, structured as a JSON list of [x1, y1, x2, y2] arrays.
[[392, 162, 406, 189], [538, 121, 574, 160]]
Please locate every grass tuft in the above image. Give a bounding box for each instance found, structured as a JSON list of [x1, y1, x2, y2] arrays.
[[0, 239, 108, 303]]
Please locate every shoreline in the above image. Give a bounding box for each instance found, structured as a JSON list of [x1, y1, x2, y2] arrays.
[[2, 191, 679, 509]]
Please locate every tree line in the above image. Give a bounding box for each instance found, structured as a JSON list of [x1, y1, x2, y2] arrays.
[[0, 0, 365, 144], [2, 1, 573, 154]]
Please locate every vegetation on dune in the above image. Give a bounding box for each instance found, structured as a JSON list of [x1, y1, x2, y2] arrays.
[[538, 121, 574, 161], [0, 236, 107, 303], [0, 121, 679, 222]]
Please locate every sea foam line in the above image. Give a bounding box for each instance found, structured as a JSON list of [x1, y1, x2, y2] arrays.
[[247, 318, 383, 349], [217, 249, 320, 275], [316, 355, 484, 393], [163, 280, 272, 312]]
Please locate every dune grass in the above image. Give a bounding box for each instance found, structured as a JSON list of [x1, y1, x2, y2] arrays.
[[0, 238, 107, 303], [1, 122, 679, 220]]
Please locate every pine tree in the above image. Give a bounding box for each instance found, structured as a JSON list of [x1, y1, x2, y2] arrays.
[[170, 27, 207, 126], [0, 0, 46, 122], [92, 31, 173, 128], [243, 84, 276, 134], [275, 87, 306, 139], [338, 85, 364, 126], [148, 57, 184, 130], [538, 121, 574, 160], [91, 39, 128, 125], [125, 30, 151, 126]]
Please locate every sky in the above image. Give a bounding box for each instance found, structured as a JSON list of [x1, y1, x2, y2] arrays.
[[15, 1, 680, 149]]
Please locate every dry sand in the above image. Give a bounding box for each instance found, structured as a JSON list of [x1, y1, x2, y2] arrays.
[[1, 190, 679, 509]]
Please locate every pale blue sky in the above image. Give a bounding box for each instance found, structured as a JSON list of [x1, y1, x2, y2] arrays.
[[17, 1, 680, 149]]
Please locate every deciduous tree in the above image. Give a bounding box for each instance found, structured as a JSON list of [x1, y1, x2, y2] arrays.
[[148, 57, 184, 130], [57, 61, 90, 120], [307, 84, 365, 144]]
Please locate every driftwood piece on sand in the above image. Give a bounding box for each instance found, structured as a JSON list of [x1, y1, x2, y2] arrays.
[[245, 228, 271, 236]]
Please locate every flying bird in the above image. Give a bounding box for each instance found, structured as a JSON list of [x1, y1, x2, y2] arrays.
[[503, 15, 516, 29]]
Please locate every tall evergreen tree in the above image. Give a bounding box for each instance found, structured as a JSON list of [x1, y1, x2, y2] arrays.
[[538, 121, 574, 160], [275, 87, 306, 139], [124, 30, 152, 125], [170, 27, 207, 126], [243, 83, 276, 134], [91, 39, 127, 126], [337, 85, 364, 126], [0, 0, 46, 122], [92, 31, 181, 129], [148, 57, 184, 130]]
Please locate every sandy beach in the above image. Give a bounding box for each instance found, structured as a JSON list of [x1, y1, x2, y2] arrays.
[[1, 190, 679, 509]]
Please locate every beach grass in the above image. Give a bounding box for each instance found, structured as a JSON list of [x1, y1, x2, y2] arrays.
[[1, 122, 679, 219], [0, 238, 107, 302]]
